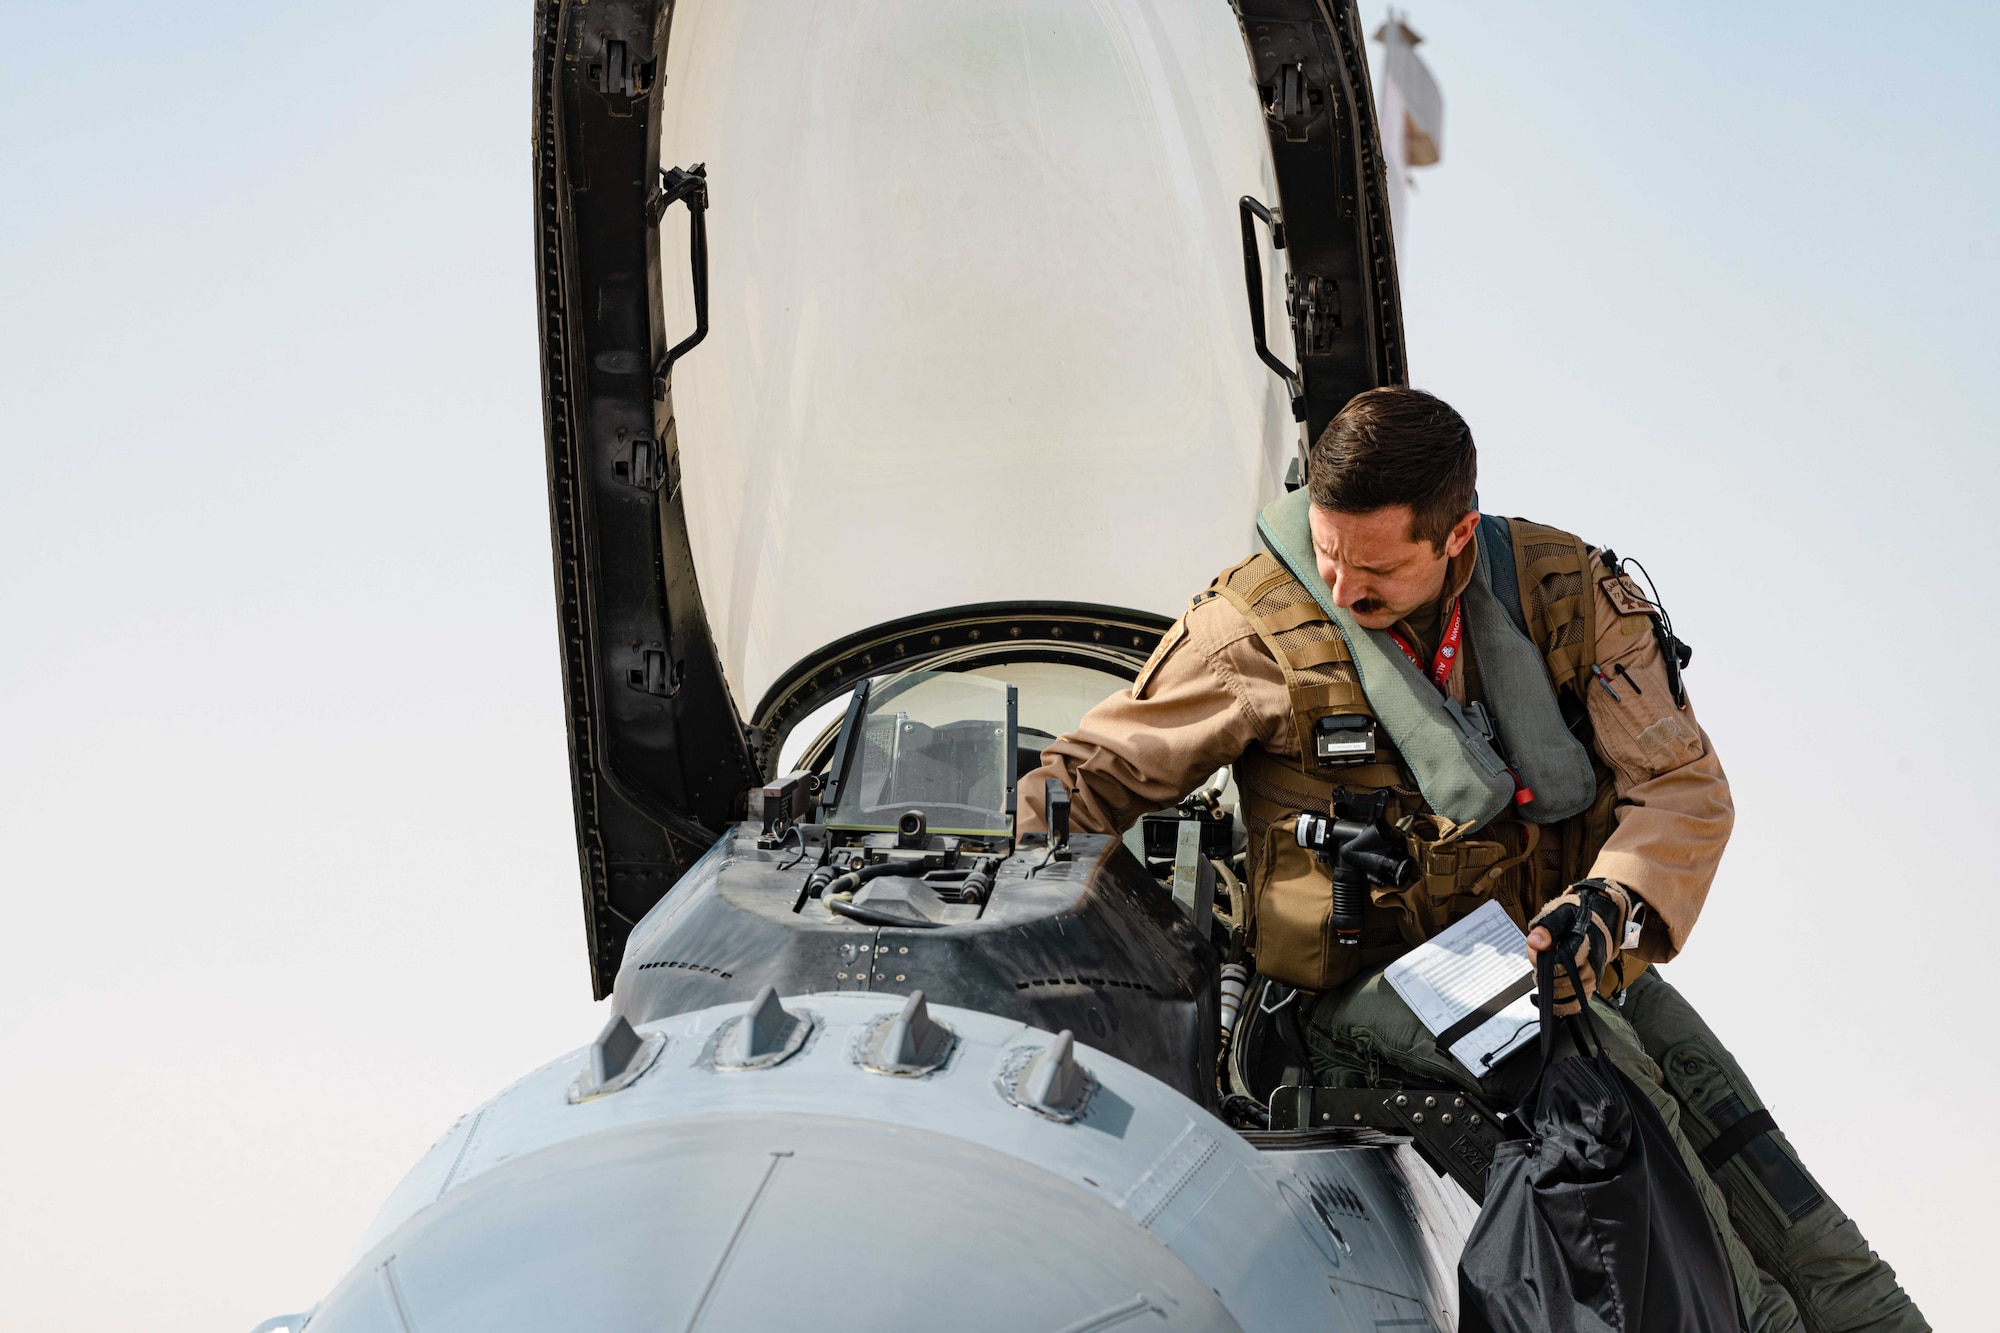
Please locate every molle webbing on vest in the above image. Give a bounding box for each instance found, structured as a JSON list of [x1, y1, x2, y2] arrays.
[[1212, 554, 1368, 779], [1212, 554, 1412, 845], [1510, 519, 1598, 694], [1233, 747, 1336, 840]]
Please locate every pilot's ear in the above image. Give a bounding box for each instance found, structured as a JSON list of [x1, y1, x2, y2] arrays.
[[1443, 510, 1480, 559]]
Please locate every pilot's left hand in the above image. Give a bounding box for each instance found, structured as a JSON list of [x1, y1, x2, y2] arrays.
[[1527, 880, 1636, 1017]]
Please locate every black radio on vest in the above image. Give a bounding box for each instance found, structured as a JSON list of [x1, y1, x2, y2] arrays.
[[1294, 790, 1418, 946]]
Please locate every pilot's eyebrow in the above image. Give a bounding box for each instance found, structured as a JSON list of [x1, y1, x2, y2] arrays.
[[1320, 548, 1403, 577]]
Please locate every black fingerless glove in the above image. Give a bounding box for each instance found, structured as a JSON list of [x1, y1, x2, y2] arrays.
[[1533, 880, 1634, 1011]]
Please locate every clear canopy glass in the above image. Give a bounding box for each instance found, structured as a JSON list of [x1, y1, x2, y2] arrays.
[[826, 672, 1015, 837], [655, 0, 1300, 711]]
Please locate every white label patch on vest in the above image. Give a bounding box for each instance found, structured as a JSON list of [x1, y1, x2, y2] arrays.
[[1599, 574, 1656, 620]]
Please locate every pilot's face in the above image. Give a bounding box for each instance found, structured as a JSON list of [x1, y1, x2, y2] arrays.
[[1308, 503, 1477, 631]]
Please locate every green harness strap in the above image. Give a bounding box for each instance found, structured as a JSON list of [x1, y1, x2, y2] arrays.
[[1255, 489, 1598, 829]]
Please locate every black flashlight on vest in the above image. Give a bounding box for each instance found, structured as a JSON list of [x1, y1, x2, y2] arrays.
[[1295, 789, 1418, 947]]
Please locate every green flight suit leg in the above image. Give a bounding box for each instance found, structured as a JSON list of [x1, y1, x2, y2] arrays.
[[1303, 969, 1803, 1332], [1619, 970, 1928, 1332]]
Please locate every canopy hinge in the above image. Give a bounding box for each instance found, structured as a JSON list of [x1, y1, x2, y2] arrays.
[[1289, 273, 1341, 353]]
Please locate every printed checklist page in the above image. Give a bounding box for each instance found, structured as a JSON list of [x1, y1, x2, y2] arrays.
[[1384, 900, 1541, 1075]]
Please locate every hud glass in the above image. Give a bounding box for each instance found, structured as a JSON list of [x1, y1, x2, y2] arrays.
[[825, 672, 1016, 837]]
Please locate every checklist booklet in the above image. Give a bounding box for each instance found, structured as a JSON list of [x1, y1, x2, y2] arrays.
[[1384, 900, 1541, 1075]]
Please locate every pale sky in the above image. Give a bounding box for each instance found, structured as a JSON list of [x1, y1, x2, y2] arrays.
[[2, 2, 1994, 1329]]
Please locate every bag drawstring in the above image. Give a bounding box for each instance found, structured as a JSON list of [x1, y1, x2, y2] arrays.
[[1530, 949, 1625, 1109]]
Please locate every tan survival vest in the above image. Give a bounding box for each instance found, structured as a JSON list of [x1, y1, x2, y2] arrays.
[[1212, 518, 1627, 995]]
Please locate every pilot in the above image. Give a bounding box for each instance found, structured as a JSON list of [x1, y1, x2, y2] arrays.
[[1018, 387, 1925, 1332]]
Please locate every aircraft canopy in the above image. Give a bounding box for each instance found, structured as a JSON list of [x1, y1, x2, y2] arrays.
[[656, 0, 1302, 712]]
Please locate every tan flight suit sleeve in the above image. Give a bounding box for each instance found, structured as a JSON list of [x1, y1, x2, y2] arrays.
[[1580, 565, 1734, 962], [1018, 596, 1295, 836]]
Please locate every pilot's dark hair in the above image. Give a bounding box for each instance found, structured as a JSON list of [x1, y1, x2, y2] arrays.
[[1308, 387, 1477, 552]]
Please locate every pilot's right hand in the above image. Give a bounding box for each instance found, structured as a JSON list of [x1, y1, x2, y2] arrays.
[[1527, 880, 1633, 1017]]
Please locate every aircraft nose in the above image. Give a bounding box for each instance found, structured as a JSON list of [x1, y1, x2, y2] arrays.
[[301, 1112, 1240, 1333]]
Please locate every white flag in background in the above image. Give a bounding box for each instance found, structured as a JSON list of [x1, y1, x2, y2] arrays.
[[1375, 10, 1443, 249]]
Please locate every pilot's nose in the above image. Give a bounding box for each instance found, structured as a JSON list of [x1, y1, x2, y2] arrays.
[[1327, 567, 1361, 608]]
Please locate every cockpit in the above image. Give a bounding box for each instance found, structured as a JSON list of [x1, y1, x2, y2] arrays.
[[609, 649, 1239, 1105]]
